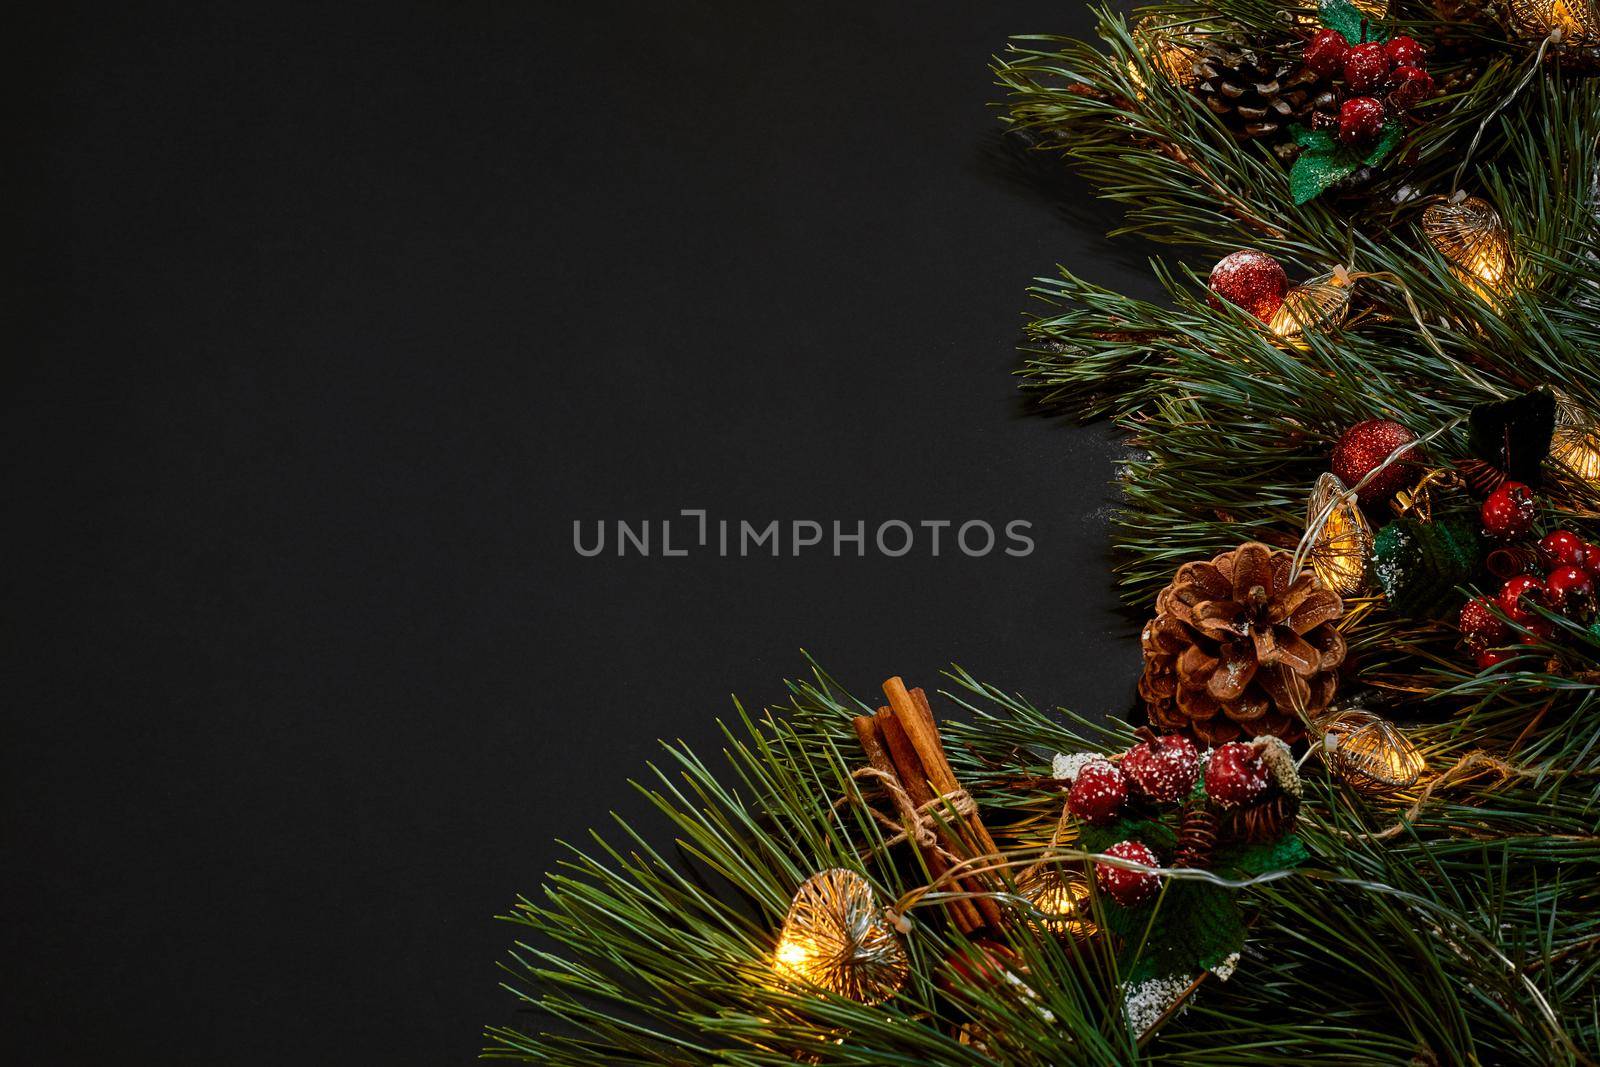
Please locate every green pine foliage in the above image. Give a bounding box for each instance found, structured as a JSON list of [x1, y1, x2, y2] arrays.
[[491, 1, 1600, 1061]]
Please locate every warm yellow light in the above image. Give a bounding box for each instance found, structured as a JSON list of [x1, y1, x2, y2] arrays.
[[1129, 17, 1202, 91], [1315, 707, 1424, 794], [1422, 196, 1513, 302], [1509, 0, 1598, 39], [1018, 862, 1095, 938], [1550, 390, 1600, 489], [1305, 473, 1371, 597], [771, 868, 908, 1004], [1270, 273, 1352, 344]]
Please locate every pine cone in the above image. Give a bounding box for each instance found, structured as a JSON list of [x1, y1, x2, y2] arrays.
[[1191, 42, 1338, 161], [1138, 542, 1346, 744]]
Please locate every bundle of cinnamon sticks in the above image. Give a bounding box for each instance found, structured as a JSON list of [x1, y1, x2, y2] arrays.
[[851, 676, 1004, 934]]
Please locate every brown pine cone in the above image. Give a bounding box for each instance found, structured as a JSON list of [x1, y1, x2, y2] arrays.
[[1191, 42, 1338, 161], [1138, 542, 1345, 744]]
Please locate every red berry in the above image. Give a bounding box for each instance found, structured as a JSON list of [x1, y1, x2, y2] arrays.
[[1519, 618, 1556, 643], [1475, 648, 1516, 670], [1204, 741, 1271, 809], [1539, 530, 1586, 571], [1304, 29, 1350, 77], [1384, 35, 1426, 70], [1095, 840, 1160, 907], [1337, 97, 1386, 147], [1497, 574, 1546, 624], [1343, 42, 1391, 93], [1120, 734, 1199, 805], [1582, 542, 1600, 580], [1067, 758, 1128, 825], [1331, 419, 1418, 503], [1481, 481, 1538, 540], [1546, 565, 1595, 620], [1458, 596, 1510, 652], [1387, 65, 1435, 111], [1207, 249, 1288, 323]]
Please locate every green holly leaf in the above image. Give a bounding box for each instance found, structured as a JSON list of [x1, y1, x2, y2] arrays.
[[1290, 144, 1360, 205], [1320, 0, 1388, 43], [1364, 122, 1405, 167], [1079, 816, 1178, 857], [1117, 881, 1247, 982], [1291, 125, 1337, 152]]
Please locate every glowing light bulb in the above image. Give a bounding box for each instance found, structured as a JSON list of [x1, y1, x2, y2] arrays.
[[1018, 862, 1095, 938], [1305, 473, 1371, 597], [1270, 272, 1352, 344], [1422, 196, 1513, 303], [1549, 390, 1600, 490], [1315, 707, 1424, 793], [771, 869, 908, 1003], [1509, 0, 1598, 40]]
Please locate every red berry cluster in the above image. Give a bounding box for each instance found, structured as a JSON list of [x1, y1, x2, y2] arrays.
[[1301, 31, 1435, 148], [1066, 733, 1200, 825], [1459, 482, 1599, 667]]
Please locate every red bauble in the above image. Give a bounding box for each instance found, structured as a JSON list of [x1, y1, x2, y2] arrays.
[[1458, 596, 1510, 652], [1208, 250, 1289, 323], [1387, 66, 1435, 110], [1497, 574, 1546, 624], [1343, 42, 1391, 93], [1538, 529, 1587, 571], [1067, 758, 1128, 825], [1304, 29, 1350, 76], [1203, 741, 1271, 808], [1476, 648, 1516, 670], [1120, 733, 1199, 805], [1095, 840, 1160, 907], [1337, 97, 1385, 147], [1331, 419, 1418, 503], [1481, 481, 1537, 540], [1384, 35, 1426, 70], [1546, 565, 1595, 620]]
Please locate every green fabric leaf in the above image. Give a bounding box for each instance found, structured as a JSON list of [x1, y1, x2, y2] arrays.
[[1118, 881, 1247, 982], [1364, 122, 1405, 167], [1291, 125, 1336, 152], [1290, 145, 1359, 205], [1079, 816, 1178, 857], [1218, 833, 1309, 878], [1319, 0, 1387, 43]]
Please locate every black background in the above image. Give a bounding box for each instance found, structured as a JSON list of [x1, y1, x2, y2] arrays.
[[8, 2, 1161, 1062]]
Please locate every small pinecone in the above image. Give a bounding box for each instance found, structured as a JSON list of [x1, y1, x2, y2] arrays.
[[1191, 42, 1337, 161], [1139, 542, 1346, 745], [1220, 792, 1301, 843], [1172, 799, 1219, 869]]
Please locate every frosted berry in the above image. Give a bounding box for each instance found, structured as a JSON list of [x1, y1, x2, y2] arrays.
[[1304, 29, 1350, 77], [1120, 733, 1199, 805], [1384, 35, 1426, 70], [1583, 542, 1600, 581], [1343, 42, 1391, 93], [1497, 574, 1546, 624], [1476, 648, 1516, 670], [1538, 529, 1587, 571], [1519, 618, 1556, 643], [1203, 741, 1271, 809], [1387, 66, 1435, 111], [1207, 249, 1289, 323], [1546, 565, 1595, 620], [1337, 97, 1385, 147], [1067, 758, 1128, 825], [1095, 840, 1160, 907], [1458, 596, 1510, 652], [1481, 481, 1537, 540]]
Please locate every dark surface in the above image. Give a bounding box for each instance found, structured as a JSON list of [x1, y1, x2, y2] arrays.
[[7, 2, 1159, 1062]]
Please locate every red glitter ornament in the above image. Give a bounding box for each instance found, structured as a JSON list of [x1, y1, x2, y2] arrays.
[[1384, 35, 1426, 70], [1304, 29, 1350, 76], [1342, 42, 1391, 94], [1095, 840, 1160, 907], [1203, 741, 1271, 808], [1331, 419, 1418, 503], [1336, 97, 1385, 147], [1067, 758, 1128, 825], [1458, 596, 1510, 652], [1481, 481, 1537, 540], [1538, 529, 1587, 572], [1387, 66, 1435, 111], [1120, 733, 1199, 805], [1546, 565, 1595, 620], [1207, 250, 1288, 323], [1497, 574, 1545, 624]]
